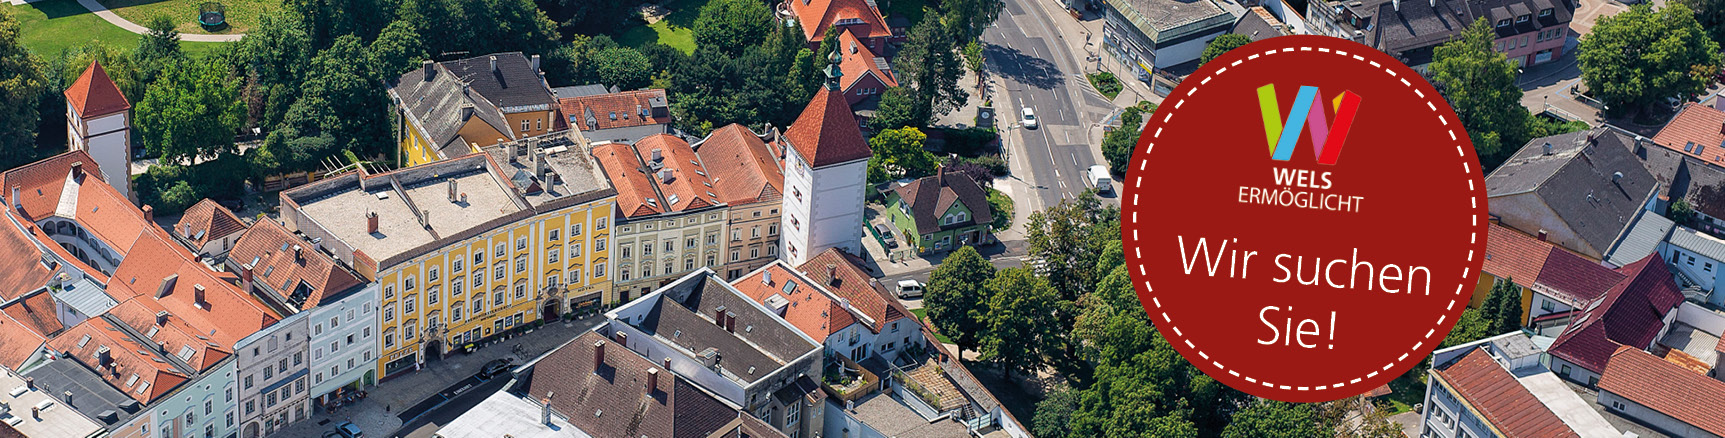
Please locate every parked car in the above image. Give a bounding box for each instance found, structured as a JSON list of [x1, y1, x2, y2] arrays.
[[897, 280, 925, 299], [322, 432, 342, 438], [1086, 165, 1113, 193], [874, 223, 898, 248], [480, 358, 514, 378], [335, 422, 363, 438], [1022, 108, 1038, 129]]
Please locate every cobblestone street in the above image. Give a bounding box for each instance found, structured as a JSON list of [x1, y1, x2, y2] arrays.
[[272, 316, 603, 438]]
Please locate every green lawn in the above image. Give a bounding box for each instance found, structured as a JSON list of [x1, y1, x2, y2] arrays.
[[615, 0, 707, 54], [97, 0, 275, 34], [910, 308, 953, 344], [11, 0, 224, 57], [1382, 368, 1427, 414]]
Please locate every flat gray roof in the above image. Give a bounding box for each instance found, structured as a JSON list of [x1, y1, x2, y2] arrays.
[[481, 130, 617, 211], [1669, 225, 1725, 264], [1606, 210, 1675, 268], [286, 155, 528, 266]]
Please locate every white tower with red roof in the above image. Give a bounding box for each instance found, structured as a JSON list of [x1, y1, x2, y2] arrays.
[[63, 61, 133, 202], [780, 51, 873, 266]]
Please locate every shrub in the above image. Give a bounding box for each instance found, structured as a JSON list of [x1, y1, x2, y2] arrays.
[[1088, 72, 1122, 99], [940, 127, 999, 157]]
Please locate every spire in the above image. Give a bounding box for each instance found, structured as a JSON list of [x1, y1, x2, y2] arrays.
[[824, 49, 843, 91]]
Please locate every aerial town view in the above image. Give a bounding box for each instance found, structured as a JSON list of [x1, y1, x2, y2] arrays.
[[0, 0, 1722, 435]]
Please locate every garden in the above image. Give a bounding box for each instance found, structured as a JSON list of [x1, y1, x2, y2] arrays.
[[97, 0, 274, 33]]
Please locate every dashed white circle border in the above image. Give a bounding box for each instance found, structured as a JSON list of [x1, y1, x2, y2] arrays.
[[1127, 45, 1483, 393]]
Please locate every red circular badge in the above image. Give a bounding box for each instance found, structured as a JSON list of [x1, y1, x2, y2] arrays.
[[1122, 35, 1487, 402]]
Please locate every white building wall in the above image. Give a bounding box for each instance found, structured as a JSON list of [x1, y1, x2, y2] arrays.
[[234, 312, 311, 438], [1598, 390, 1725, 438], [780, 148, 866, 266], [1678, 301, 1725, 336], [150, 361, 237, 438], [1664, 242, 1724, 296], [1152, 31, 1223, 69], [307, 284, 380, 403], [69, 111, 131, 201]]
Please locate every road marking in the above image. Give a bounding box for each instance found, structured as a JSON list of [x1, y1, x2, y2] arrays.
[[1071, 152, 1078, 166]]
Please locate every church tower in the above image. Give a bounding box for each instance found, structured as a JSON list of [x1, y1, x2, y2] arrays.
[[64, 61, 133, 202], [779, 50, 873, 265]]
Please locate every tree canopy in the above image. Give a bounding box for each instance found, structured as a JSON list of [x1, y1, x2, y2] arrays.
[[0, 9, 45, 170], [135, 60, 246, 164], [692, 0, 774, 57], [1578, 3, 1721, 114], [1199, 34, 1251, 65], [926, 246, 996, 352], [1431, 19, 1529, 163], [893, 16, 969, 127]]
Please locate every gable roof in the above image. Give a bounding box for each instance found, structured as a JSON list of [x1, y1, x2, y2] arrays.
[[1432, 347, 1580, 438], [788, 0, 893, 43], [893, 170, 994, 234], [1531, 248, 1623, 305], [626, 272, 822, 386], [1486, 127, 1660, 256], [387, 61, 515, 156], [0, 308, 48, 371], [695, 124, 783, 206], [729, 262, 855, 340], [784, 87, 873, 168], [2, 290, 63, 340], [64, 61, 130, 118], [1547, 253, 1684, 374], [0, 218, 52, 301], [46, 318, 189, 404], [1651, 102, 1725, 166], [1599, 346, 1725, 436], [836, 30, 897, 92], [1232, 6, 1290, 41], [526, 331, 745, 438], [1483, 223, 1554, 284], [798, 248, 910, 333], [438, 52, 556, 111], [557, 88, 670, 132], [172, 199, 249, 250], [229, 220, 366, 310], [593, 135, 722, 219]]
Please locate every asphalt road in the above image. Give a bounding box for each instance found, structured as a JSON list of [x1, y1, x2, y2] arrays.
[[983, 0, 1118, 211], [880, 255, 1031, 310]]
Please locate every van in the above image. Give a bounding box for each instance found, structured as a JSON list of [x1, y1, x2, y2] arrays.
[[1087, 165, 1113, 193], [896, 280, 924, 299]]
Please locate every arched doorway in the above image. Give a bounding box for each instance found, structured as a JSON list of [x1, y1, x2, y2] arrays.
[[541, 301, 558, 322], [424, 340, 442, 363], [243, 421, 259, 438]]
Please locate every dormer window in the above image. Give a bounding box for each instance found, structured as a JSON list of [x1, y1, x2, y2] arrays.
[[1516, 14, 1529, 23], [1539, 8, 1553, 16], [1496, 19, 1510, 27]]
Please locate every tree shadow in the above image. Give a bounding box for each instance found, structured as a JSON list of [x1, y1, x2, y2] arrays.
[[984, 42, 1063, 90], [34, 0, 95, 20]]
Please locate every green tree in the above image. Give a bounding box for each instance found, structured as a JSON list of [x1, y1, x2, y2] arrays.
[[281, 35, 391, 162], [369, 20, 425, 80], [536, 0, 642, 38], [1033, 385, 1080, 438], [136, 61, 246, 164], [941, 0, 1004, 42], [243, 13, 313, 130], [926, 246, 996, 352], [1441, 308, 1492, 349], [1672, 198, 1700, 225], [962, 40, 985, 77], [286, 0, 390, 49], [871, 86, 921, 131], [1486, 279, 1524, 333], [692, 0, 773, 57], [981, 267, 1061, 378], [1026, 195, 1120, 302], [1101, 104, 1153, 176], [1579, 3, 1721, 114], [868, 127, 937, 179], [894, 17, 969, 126], [157, 180, 199, 213], [0, 9, 45, 170], [1678, 0, 1725, 46], [586, 46, 654, 90], [1431, 19, 1528, 163], [1199, 33, 1251, 65], [1222, 400, 1328, 438], [135, 16, 183, 87]]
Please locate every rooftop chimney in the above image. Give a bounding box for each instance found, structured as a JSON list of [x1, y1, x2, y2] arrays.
[[489, 55, 498, 73], [592, 340, 606, 373], [241, 265, 254, 294], [293, 245, 303, 262], [96, 346, 112, 367], [24, 377, 32, 390], [826, 264, 837, 283], [724, 311, 737, 333], [659, 170, 674, 184], [69, 161, 83, 178], [193, 284, 206, 307], [531, 54, 541, 73], [1537, 229, 1548, 241], [763, 271, 772, 285], [448, 179, 459, 203], [9, 186, 17, 209], [1613, 171, 1624, 184], [614, 331, 627, 345], [646, 368, 659, 393], [141, 205, 153, 223], [63, 390, 73, 407], [156, 274, 178, 299], [937, 164, 945, 185], [1542, 143, 1553, 155], [663, 357, 672, 370], [423, 60, 435, 81], [508, 142, 520, 163], [30, 406, 37, 420], [535, 151, 548, 179], [366, 211, 379, 234], [541, 395, 554, 425], [651, 149, 663, 161], [714, 306, 727, 327], [155, 310, 169, 326]]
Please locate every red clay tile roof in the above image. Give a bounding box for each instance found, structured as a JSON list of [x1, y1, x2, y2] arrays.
[[789, 0, 892, 43], [558, 89, 670, 131], [0, 152, 184, 262], [637, 134, 720, 212], [106, 232, 278, 371], [1532, 247, 1624, 305], [229, 220, 365, 309], [47, 319, 189, 404], [836, 30, 897, 92], [798, 248, 910, 332], [1651, 103, 1725, 166], [1483, 224, 1553, 284], [730, 263, 855, 339], [63, 61, 130, 118], [526, 331, 745, 438], [1548, 253, 1684, 374], [1433, 348, 1580, 438], [2, 291, 62, 339], [0, 218, 52, 301], [0, 308, 47, 371], [592, 142, 663, 218], [173, 199, 248, 250], [696, 124, 783, 206], [784, 87, 872, 168], [1600, 346, 1725, 436], [893, 170, 994, 234]]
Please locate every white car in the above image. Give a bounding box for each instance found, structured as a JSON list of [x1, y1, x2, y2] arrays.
[[1086, 164, 1113, 193], [1022, 108, 1038, 129], [896, 280, 925, 299]]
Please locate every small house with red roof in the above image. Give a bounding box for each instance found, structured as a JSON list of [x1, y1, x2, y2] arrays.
[[727, 249, 923, 367], [1547, 253, 1685, 386], [780, 0, 903, 53], [172, 199, 249, 260], [63, 61, 133, 202], [553, 86, 672, 145], [833, 30, 898, 107], [1599, 346, 1725, 438], [779, 52, 873, 266], [883, 167, 996, 254]]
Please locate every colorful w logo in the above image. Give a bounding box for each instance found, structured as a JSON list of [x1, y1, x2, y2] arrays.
[[1256, 85, 1363, 165]]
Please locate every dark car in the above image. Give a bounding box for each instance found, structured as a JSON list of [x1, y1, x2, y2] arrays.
[[873, 223, 898, 248], [335, 422, 362, 438], [480, 358, 514, 378]]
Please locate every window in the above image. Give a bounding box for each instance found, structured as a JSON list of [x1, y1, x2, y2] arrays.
[[473, 274, 483, 288], [428, 287, 440, 305], [452, 259, 463, 272], [515, 283, 526, 299], [364, 327, 371, 338], [517, 237, 528, 251], [594, 264, 604, 279], [428, 267, 439, 282], [1559, 364, 1571, 375], [1610, 400, 1625, 410], [732, 229, 741, 241], [685, 258, 695, 270], [1541, 300, 1555, 311], [521, 119, 530, 132], [571, 243, 582, 257], [706, 255, 715, 267], [1588, 376, 1598, 386], [644, 243, 654, 256], [294, 351, 303, 365], [621, 266, 632, 281], [245, 401, 255, 415], [1516, 14, 1529, 23], [622, 246, 632, 259], [474, 251, 484, 265], [472, 300, 484, 314], [548, 248, 560, 264], [1708, 262, 1714, 272], [384, 331, 395, 348], [244, 375, 253, 389], [494, 291, 505, 306], [686, 237, 697, 249], [452, 281, 464, 297], [384, 305, 395, 322], [665, 264, 674, 275], [404, 295, 417, 314], [752, 226, 760, 238], [571, 224, 583, 236], [731, 250, 741, 262], [404, 322, 417, 340], [404, 276, 416, 291], [495, 264, 506, 280], [495, 243, 506, 258], [331, 341, 340, 353], [516, 256, 528, 273], [596, 217, 608, 230], [595, 238, 606, 251], [665, 241, 675, 252], [1540, 7, 1553, 16], [549, 229, 560, 241], [1496, 18, 1510, 26], [750, 248, 760, 259], [384, 286, 394, 300], [263, 367, 273, 380], [767, 245, 777, 256], [891, 322, 900, 333]]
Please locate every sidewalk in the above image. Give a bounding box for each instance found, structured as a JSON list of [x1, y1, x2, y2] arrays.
[[1028, 3, 1161, 108]]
